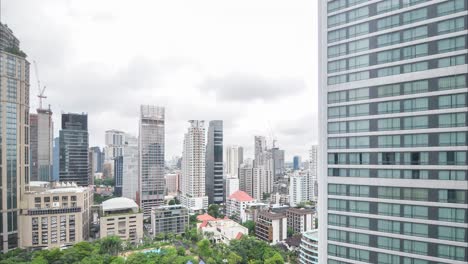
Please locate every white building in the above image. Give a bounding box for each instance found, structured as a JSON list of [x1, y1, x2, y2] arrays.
[[226, 190, 255, 223], [252, 167, 273, 201], [139, 105, 165, 216], [255, 211, 287, 244], [122, 134, 138, 201], [224, 145, 244, 178], [165, 173, 179, 195], [290, 174, 307, 207], [198, 218, 248, 244], [225, 177, 239, 201], [308, 145, 318, 202], [299, 230, 318, 264], [239, 163, 253, 197], [180, 120, 208, 212]]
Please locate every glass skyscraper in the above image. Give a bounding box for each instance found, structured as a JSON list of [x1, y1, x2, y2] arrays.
[[318, 0, 467, 263], [205, 120, 224, 204]]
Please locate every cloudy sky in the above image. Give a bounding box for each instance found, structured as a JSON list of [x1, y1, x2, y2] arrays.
[[4, 0, 318, 161]]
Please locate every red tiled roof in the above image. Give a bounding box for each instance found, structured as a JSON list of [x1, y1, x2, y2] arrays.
[[235, 232, 243, 240], [199, 220, 209, 229], [197, 213, 216, 221], [228, 190, 254, 202]]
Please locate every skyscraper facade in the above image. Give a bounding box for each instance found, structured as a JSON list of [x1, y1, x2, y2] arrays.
[[30, 108, 53, 182], [59, 113, 90, 186], [180, 120, 208, 212], [90, 146, 104, 173], [138, 105, 165, 216], [114, 156, 123, 197], [293, 155, 302, 170], [53, 137, 60, 181], [270, 147, 285, 178], [205, 120, 224, 204], [122, 134, 139, 201], [224, 145, 244, 178], [0, 26, 30, 252], [318, 1, 468, 263], [309, 145, 318, 202], [103, 129, 125, 179], [0, 23, 20, 51], [254, 136, 267, 167]]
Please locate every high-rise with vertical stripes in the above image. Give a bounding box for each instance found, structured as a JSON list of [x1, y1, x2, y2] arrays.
[[318, 0, 467, 263]]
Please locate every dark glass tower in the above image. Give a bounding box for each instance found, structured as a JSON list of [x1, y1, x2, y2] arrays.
[[206, 120, 224, 204]]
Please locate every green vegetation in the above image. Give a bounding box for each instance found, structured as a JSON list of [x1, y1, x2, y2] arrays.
[[241, 220, 255, 235], [93, 194, 114, 204], [4, 47, 27, 58], [207, 204, 223, 219], [0, 230, 295, 264], [94, 178, 115, 187]]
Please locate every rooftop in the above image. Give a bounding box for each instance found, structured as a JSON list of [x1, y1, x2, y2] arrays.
[[102, 197, 138, 212], [258, 211, 286, 220], [287, 207, 314, 215], [197, 213, 216, 222], [228, 190, 254, 202]]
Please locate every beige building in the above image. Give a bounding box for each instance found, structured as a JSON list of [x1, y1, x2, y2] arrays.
[[255, 211, 287, 244], [198, 218, 248, 244], [99, 197, 143, 244], [151, 205, 189, 236], [19, 182, 93, 249], [286, 208, 314, 234]]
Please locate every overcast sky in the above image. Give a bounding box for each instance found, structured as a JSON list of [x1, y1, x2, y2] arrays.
[[4, 0, 318, 161]]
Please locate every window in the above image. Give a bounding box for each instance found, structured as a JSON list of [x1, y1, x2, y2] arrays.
[[328, 106, 347, 118], [348, 55, 369, 70], [328, 184, 347, 195], [438, 170, 466, 181], [437, 36, 466, 53], [378, 135, 401, 147], [378, 169, 401, 178], [349, 136, 369, 148], [437, 245, 466, 261], [403, 223, 428, 237], [377, 49, 400, 63], [349, 71, 369, 82], [349, 169, 370, 177], [328, 59, 347, 73], [403, 170, 429, 179], [403, 152, 428, 165], [328, 245, 347, 258], [348, 7, 369, 23], [403, 62, 428, 73], [403, 80, 428, 94], [328, 137, 347, 149], [348, 103, 369, 116], [378, 84, 400, 97], [403, 116, 428, 129], [438, 75, 466, 90], [328, 122, 347, 134], [378, 66, 400, 77], [403, 8, 427, 24], [403, 98, 428, 111], [348, 22, 369, 38], [348, 39, 369, 54], [403, 44, 428, 59], [438, 17, 466, 34], [437, 0, 465, 16], [402, 26, 428, 42], [403, 240, 428, 255], [378, 253, 401, 264], [403, 205, 428, 219], [439, 132, 466, 146], [328, 0, 346, 13], [349, 88, 368, 101], [378, 236, 400, 251], [328, 28, 347, 43], [438, 55, 466, 68], [439, 189, 466, 203], [328, 229, 347, 242], [378, 203, 400, 216], [349, 232, 369, 246], [378, 118, 400, 130], [378, 220, 400, 234], [438, 151, 466, 165], [379, 152, 399, 165], [328, 214, 347, 226], [328, 91, 347, 103], [377, 15, 399, 30], [349, 153, 370, 164], [328, 153, 347, 164], [329, 75, 347, 85], [403, 134, 428, 147], [438, 208, 466, 222], [377, 32, 400, 47], [348, 120, 369, 132], [349, 248, 369, 262], [377, 0, 400, 14], [378, 187, 400, 199], [439, 94, 466, 108], [349, 185, 369, 197], [349, 216, 369, 229], [328, 44, 347, 58], [438, 226, 466, 242], [349, 201, 370, 213], [402, 0, 428, 7], [328, 199, 347, 211], [328, 13, 346, 27]]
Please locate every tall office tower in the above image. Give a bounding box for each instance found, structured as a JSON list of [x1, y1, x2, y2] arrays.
[[114, 156, 123, 196], [138, 105, 165, 216], [239, 163, 254, 197], [59, 113, 90, 186], [309, 145, 318, 202], [52, 137, 60, 181], [0, 23, 29, 252], [205, 120, 224, 204], [30, 108, 53, 182], [224, 145, 244, 178], [103, 129, 125, 179], [122, 134, 139, 201], [270, 146, 285, 178], [318, 1, 468, 263], [252, 167, 273, 201], [254, 136, 267, 167], [90, 146, 104, 173], [293, 155, 302, 171], [180, 120, 208, 212]]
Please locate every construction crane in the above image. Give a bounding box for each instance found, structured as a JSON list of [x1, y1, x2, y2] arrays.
[[33, 60, 47, 109]]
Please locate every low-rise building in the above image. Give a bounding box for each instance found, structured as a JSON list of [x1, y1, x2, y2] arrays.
[[226, 190, 255, 223], [286, 208, 314, 234], [99, 197, 143, 243], [255, 211, 287, 244], [19, 182, 93, 249], [198, 218, 248, 244], [151, 205, 189, 236], [244, 202, 269, 222], [299, 229, 318, 264]]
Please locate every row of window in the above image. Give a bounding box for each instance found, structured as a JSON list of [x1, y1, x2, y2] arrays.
[[328, 185, 467, 203], [328, 0, 428, 14], [328, 168, 467, 181], [328, 37, 467, 84]]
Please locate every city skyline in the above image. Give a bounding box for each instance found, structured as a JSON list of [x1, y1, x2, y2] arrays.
[[1, 0, 319, 160]]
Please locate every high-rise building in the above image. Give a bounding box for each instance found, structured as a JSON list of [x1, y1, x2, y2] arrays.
[[252, 167, 273, 200], [205, 120, 224, 204], [30, 110, 55, 183], [103, 129, 125, 180], [308, 145, 318, 202], [270, 147, 285, 178], [90, 146, 104, 174], [0, 25, 29, 251], [180, 120, 208, 212], [53, 137, 60, 181], [122, 134, 139, 201], [138, 106, 165, 216], [113, 156, 123, 197], [318, 1, 468, 263], [165, 173, 179, 195], [59, 113, 90, 186], [289, 174, 308, 207], [293, 155, 301, 171], [239, 163, 254, 197], [225, 177, 239, 201], [224, 145, 244, 178], [254, 136, 267, 167]]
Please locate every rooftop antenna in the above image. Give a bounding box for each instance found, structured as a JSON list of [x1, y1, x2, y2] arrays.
[[33, 60, 47, 109]]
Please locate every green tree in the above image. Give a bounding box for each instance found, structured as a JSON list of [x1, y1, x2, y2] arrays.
[[287, 227, 294, 238], [168, 199, 176, 205], [227, 252, 242, 264], [264, 252, 284, 264], [207, 204, 221, 218], [242, 220, 255, 235], [126, 253, 149, 264], [197, 239, 213, 258], [99, 236, 123, 256]]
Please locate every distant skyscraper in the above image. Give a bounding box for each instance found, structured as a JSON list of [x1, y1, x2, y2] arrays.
[[0, 24, 29, 251], [103, 129, 125, 179], [252, 167, 273, 201], [30, 108, 53, 182], [138, 105, 165, 216], [30, 114, 39, 181], [270, 147, 285, 178], [239, 163, 254, 197], [254, 136, 267, 167], [205, 120, 224, 204], [180, 120, 208, 212], [318, 1, 468, 263], [53, 137, 60, 181], [59, 113, 90, 186], [224, 145, 244, 178], [308, 145, 318, 202], [122, 134, 139, 201], [225, 177, 239, 201], [90, 146, 104, 173], [293, 155, 301, 171], [114, 156, 123, 197], [289, 174, 307, 207]]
